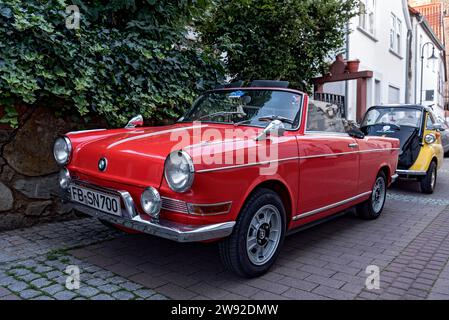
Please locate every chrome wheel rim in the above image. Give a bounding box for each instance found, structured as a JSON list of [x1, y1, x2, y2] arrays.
[[372, 177, 386, 214], [246, 204, 282, 266], [431, 167, 437, 190]]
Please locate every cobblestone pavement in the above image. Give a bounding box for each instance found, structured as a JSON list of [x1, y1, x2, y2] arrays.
[[1, 158, 449, 300]]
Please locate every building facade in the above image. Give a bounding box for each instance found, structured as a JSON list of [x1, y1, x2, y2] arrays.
[[319, 0, 447, 122]]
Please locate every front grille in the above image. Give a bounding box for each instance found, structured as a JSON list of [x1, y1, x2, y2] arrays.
[[161, 197, 189, 214]]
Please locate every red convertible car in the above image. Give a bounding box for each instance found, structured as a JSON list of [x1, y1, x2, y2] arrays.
[[55, 81, 400, 277]]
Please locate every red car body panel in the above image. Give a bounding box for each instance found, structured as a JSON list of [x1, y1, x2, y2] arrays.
[[64, 88, 400, 237]]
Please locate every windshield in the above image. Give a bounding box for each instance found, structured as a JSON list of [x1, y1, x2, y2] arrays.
[[181, 90, 303, 129], [362, 107, 423, 128]]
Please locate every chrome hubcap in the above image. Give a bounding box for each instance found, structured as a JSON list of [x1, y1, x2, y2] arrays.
[[246, 205, 282, 266], [372, 177, 386, 213]]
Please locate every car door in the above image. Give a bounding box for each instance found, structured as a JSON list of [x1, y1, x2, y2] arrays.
[[295, 100, 359, 224]]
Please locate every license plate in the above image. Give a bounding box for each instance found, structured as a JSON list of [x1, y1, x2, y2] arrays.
[[70, 184, 121, 216]]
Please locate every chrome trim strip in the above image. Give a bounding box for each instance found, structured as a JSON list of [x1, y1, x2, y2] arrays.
[[196, 148, 400, 173], [396, 169, 427, 176], [67, 129, 107, 135], [292, 191, 372, 221]]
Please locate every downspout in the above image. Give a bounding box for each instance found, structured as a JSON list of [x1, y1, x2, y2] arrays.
[[402, 0, 413, 103], [415, 14, 425, 104], [345, 22, 350, 119]]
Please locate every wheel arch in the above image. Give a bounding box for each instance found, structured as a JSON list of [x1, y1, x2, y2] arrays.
[[240, 178, 294, 226]]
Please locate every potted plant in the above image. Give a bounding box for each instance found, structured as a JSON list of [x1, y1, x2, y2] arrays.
[[346, 59, 360, 73]]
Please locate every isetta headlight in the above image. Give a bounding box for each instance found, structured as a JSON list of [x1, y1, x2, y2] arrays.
[[164, 151, 195, 193], [425, 134, 436, 144], [53, 136, 72, 165]]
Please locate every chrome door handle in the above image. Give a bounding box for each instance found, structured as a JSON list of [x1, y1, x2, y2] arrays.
[[348, 143, 359, 148]]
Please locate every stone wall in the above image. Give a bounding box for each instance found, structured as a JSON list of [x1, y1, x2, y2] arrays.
[[0, 107, 104, 231]]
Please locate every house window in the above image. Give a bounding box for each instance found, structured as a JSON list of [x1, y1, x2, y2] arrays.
[[359, 0, 376, 35], [388, 85, 400, 104], [425, 90, 434, 102], [390, 14, 402, 55]]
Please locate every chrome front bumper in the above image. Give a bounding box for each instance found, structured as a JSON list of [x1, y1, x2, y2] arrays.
[[391, 174, 399, 183], [64, 182, 235, 243]]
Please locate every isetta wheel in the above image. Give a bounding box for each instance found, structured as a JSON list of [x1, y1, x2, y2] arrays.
[[219, 188, 286, 278], [420, 161, 437, 194]]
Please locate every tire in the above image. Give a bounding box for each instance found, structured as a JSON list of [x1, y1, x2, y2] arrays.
[[219, 188, 286, 278], [356, 171, 387, 220], [420, 161, 437, 194]]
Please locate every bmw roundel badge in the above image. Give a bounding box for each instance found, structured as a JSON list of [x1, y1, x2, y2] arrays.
[[98, 157, 107, 172]]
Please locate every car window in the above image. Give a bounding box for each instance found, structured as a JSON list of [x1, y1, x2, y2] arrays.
[[426, 114, 435, 130], [306, 100, 346, 133], [362, 108, 422, 128]]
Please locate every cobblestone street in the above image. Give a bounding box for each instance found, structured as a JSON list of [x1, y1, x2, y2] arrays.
[[1, 159, 449, 300]]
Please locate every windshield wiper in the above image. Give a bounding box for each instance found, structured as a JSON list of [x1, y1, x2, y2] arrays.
[[198, 111, 246, 121], [258, 115, 294, 125]]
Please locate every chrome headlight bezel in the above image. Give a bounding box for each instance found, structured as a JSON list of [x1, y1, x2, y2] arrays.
[[59, 168, 71, 189], [164, 150, 195, 193], [425, 134, 436, 145], [53, 136, 72, 165]]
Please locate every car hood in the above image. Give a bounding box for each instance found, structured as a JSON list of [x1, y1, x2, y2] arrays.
[[67, 123, 265, 188]]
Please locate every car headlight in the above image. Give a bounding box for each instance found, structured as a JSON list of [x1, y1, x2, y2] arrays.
[[425, 134, 436, 144], [164, 151, 194, 193], [141, 187, 161, 218], [53, 136, 72, 165], [59, 168, 71, 189]]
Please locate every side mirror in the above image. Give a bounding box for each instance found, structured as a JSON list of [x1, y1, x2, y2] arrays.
[[348, 128, 365, 139], [125, 115, 143, 129], [433, 123, 445, 131], [255, 120, 286, 141]]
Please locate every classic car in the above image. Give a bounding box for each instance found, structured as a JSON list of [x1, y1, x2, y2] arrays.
[[54, 81, 400, 277], [360, 104, 444, 194]]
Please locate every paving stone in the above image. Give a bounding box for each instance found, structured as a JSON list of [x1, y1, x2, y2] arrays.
[[111, 290, 136, 300], [19, 289, 42, 299], [54, 290, 78, 300], [134, 289, 156, 299], [98, 283, 121, 294], [78, 286, 100, 298], [120, 281, 143, 291], [7, 280, 28, 292], [91, 294, 114, 300], [42, 284, 65, 295], [30, 278, 52, 288]]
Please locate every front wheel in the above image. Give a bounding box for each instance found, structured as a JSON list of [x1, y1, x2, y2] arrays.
[[356, 171, 387, 220], [420, 161, 437, 194], [219, 188, 286, 278]]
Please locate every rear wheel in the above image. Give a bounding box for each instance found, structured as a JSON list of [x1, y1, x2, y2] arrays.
[[219, 188, 286, 278], [420, 161, 437, 194], [356, 171, 387, 220]]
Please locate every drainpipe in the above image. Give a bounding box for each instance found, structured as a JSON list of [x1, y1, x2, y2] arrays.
[[402, 0, 413, 104], [345, 22, 350, 119], [414, 14, 425, 104]]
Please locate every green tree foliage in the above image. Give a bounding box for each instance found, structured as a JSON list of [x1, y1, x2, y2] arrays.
[[198, 0, 358, 90], [0, 0, 226, 127]]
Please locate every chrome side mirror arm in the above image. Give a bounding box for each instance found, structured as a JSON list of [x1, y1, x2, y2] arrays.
[[255, 120, 286, 141], [125, 115, 144, 129]]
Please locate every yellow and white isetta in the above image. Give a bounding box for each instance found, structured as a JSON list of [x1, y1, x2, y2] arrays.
[[361, 105, 444, 194]]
